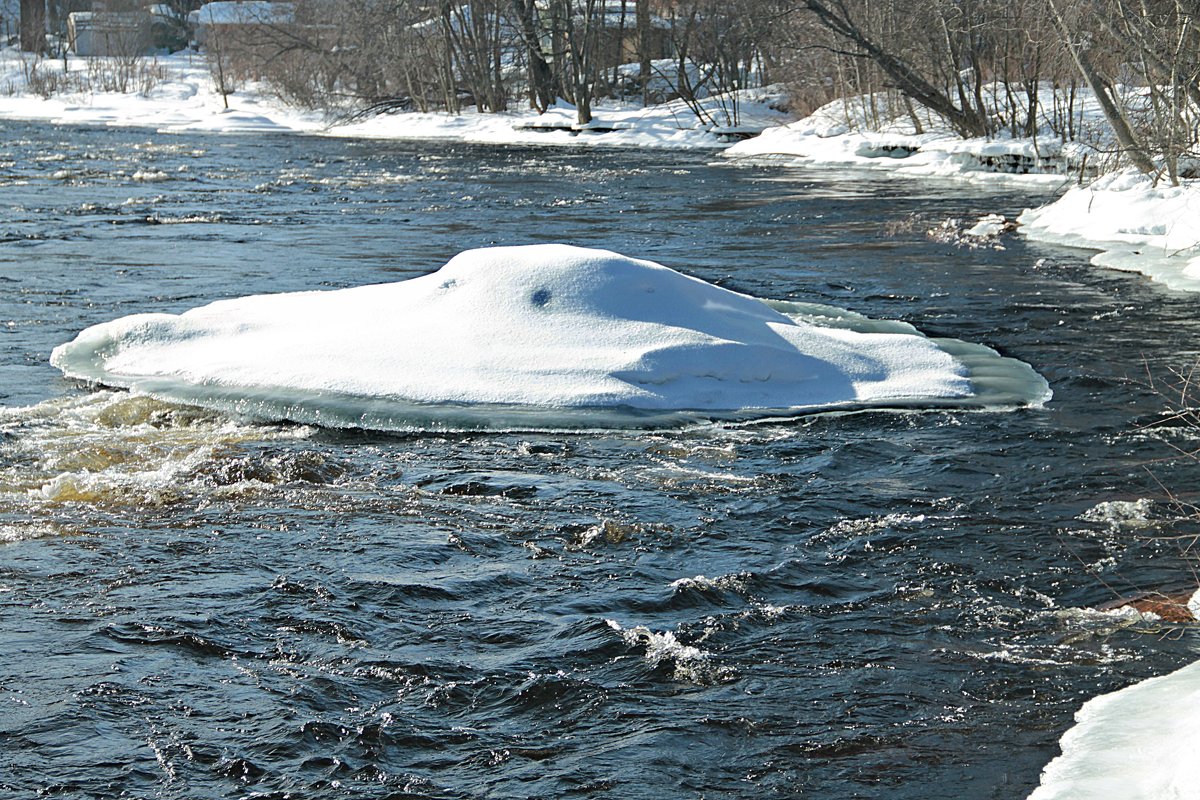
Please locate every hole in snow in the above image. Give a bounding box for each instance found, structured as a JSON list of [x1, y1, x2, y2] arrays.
[[531, 288, 552, 307]]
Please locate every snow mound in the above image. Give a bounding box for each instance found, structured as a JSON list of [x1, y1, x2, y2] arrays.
[[1029, 659, 1200, 800], [51, 244, 1049, 430]]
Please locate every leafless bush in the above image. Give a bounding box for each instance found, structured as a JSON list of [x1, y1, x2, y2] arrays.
[[21, 54, 81, 98], [1142, 365, 1200, 498], [86, 53, 162, 95]]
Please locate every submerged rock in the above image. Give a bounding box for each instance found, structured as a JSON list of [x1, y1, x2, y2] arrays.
[[1097, 587, 1200, 623]]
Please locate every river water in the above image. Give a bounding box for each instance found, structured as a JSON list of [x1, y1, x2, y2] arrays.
[[2, 120, 1199, 799]]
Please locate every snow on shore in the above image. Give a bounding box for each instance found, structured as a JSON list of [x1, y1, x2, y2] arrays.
[[1019, 170, 1200, 292], [0, 48, 789, 149], [7, 47, 1195, 293], [723, 92, 1093, 186], [333, 88, 792, 150], [1029, 658, 1200, 800], [723, 93, 1200, 291], [51, 244, 1049, 431], [0, 49, 322, 134]]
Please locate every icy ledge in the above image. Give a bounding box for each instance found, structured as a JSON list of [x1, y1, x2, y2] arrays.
[[1029, 658, 1200, 800], [51, 244, 1050, 431]]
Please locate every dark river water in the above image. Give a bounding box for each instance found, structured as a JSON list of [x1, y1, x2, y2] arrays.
[[2, 120, 1199, 799]]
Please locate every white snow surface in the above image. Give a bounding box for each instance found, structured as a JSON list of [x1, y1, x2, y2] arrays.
[[195, 1, 294, 25], [0, 48, 789, 149], [723, 90, 1093, 186], [1019, 170, 1200, 292], [50, 244, 1049, 430], [0, 49, 316, 136], [1029, 658, 1200, 800]]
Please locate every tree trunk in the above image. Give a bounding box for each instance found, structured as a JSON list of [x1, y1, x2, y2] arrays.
[[1046, 0, 1157, 175], [567, 0, 597, 125], [636, 0, 651, 105], [19, 0, 46, 53], [512, 0, 555, 112], [799, 0, 988, 138], [1098, 4, 1200, 111]]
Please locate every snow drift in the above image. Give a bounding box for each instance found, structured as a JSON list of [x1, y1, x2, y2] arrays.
[[1019, 170, 1200, 293], [722, 91, 1093, 184], [51, 244, 1049, 430], [1029, 658, 1200, 800]]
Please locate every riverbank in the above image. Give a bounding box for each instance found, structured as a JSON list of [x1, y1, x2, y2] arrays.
[[721, 92, 1200, 293], [0, 48, 791, 149], [1018, 170, 1200, 293], [4, 46, 1198, 293]]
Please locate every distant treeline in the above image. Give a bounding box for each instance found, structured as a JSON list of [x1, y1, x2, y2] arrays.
[[18, 0, 1200, 180]]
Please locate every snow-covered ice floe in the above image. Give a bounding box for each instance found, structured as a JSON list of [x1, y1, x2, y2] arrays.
[[1029, 657, 1200, 800], [51, 244, 1050, 431], [1019, 170, 1200, 292]]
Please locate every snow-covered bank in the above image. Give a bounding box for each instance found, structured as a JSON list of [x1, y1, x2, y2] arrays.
[[1019, 171, 1200, 292], [333, 89, 792, 150], [723, 91, 1095, 185], [722, 93, 1200, 291], [1029, 657, 1200, 800], [8, 47, 1196, 295], [0, 49, 324, 134], [726, 125, 1072, 186], [0, 49, 790, 149], [51, 244, 1050, 431]]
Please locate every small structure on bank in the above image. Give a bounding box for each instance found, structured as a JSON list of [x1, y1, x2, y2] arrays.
[[189, 1, 294, 48], [67, 7, 152, 57]]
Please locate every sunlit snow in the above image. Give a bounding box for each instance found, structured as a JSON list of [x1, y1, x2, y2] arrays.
[[51, 244, 1049, 430], [0, 50, 788, 149], [1030, 657, 1200, 800], [1019, 170, 1200, 292]]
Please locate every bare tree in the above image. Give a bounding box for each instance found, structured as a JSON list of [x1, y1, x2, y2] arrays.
[[440, 0, 511, 113], [1047, 0, 1158, 173], [636, 0, 651, 104], [19, 0, 46, 52], [555, 0, 606, 124], [511, 0, 557, 110], [792, 0, 990, 137], [1105, 0, 1200, 182], [166, 0, 1198, 174], [664, 0, 780, 126]]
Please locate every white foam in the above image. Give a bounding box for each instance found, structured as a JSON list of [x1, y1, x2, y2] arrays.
[[1078, 499, 1156, 529], [131, 169, 171, 182], [669, 573, 752, 594], [1030, 659, 1200, 800], [821, 512, 929, 541], [606, 619, 732, 683], [0, 522, 73, 542], [51, 244, 1050, 431], [0, 392, 316, 512]]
